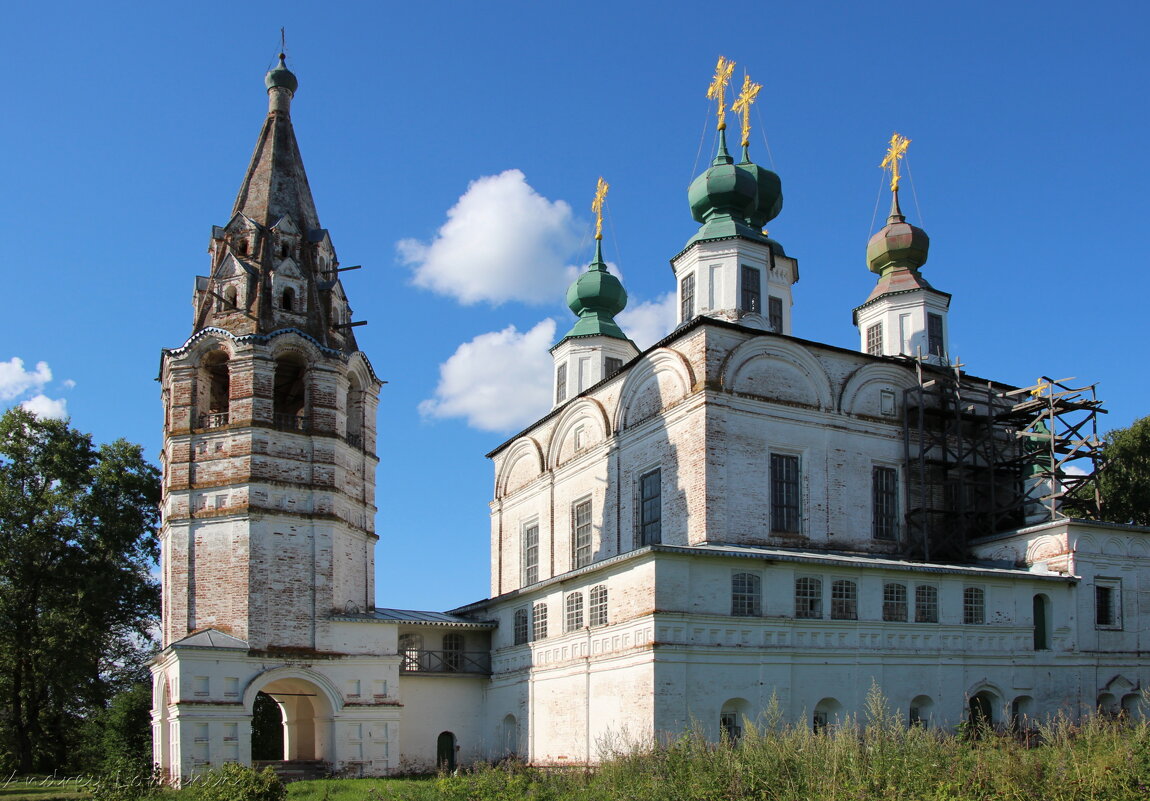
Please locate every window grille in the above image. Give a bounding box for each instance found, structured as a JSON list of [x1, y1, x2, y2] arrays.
[[532, 602, 548, 640], [1095, 585, 1117, 627], [731, 573, 762, 616], [963, 587, 985, 625], [556, 364, 567, 404], [443, 632, 464, 671], [915, 585, 939, 623], [720, 711, 742, 741], [741, 265, 761, 313], [872, 467, 899, 540], [882, 583, 908, 622], [831, 580, 858, 620], [639, 469, 661, 546], [523, 523, 539, 585], [565, 593, 584, 632], [771, 453, 801, 533], [867, 323, 883, 356], [572, 499, 593, 568], [795, 577, 822, 619], [768, 295, 783, 332], [589, 585, 608, 626], [513, 608, 529, 645], [927, 313, 944, 356], [680, 274, 695, 322]]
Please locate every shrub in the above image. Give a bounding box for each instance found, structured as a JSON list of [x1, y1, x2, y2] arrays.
[[192, 762, 286, 801]]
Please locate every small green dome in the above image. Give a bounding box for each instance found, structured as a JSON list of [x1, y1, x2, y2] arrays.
[[567, 263, 627, 319], [736, 148, 783, 229], [265, 54, 298, 94], [688, 130, 757, 224], [866, 196, 929, 276]]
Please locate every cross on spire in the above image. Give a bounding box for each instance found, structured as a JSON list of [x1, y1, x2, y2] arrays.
[[592, 177, 609, 241], [880, 132, 911, 193], [706, 56, 736, 131], [731, 73, 762, 148]]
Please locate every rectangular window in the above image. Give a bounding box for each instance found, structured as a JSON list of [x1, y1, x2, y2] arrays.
[[523, 522, 539, 585], [882, 583, 908, 622], [866, 323, 884, 356], [680, 274, 695, 322], [872, 467, 899, 541], [830, 580, 858, 620], [1095, 582, 1121, 629], [532, 603, 548, 640], [927, 313, 944, 357], [795, 577, 822, 619], [572, 498, 593, 568], [741, 265, 761, 313], [589, 585, 608, 626], [770, 453, 801, 533], [768, 295, 783, 332], [639, 469, 662, 546], [963, 586, 985, 625], [732, 572, 762, 616], [565, 593, 584, 632], [605, 357, 623, 376], [720, 711, 741, 742], [915, 585, 938, 623], [556, 364, 567, 404]]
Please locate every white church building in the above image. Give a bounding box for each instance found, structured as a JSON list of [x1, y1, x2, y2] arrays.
[[151, 56, 1150, 780]]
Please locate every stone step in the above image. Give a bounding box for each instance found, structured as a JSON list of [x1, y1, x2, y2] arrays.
[[252, 760, 329, 783]]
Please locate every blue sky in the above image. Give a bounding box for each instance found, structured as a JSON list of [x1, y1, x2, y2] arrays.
[[1, 1, 1146, 611]]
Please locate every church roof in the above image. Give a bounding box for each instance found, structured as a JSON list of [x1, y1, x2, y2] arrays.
[[169, 628, 249, 649], [334, 608, 497, 628]]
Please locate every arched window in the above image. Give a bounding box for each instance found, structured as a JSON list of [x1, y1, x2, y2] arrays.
[[532, 602, 548, 640], [237, 238, 249, 256], [501, 714, 518, 757], [813, 698, 841, 732], [282, 287, 295, 312], [280, 243, 289, 259], [1097, 692, 1119, 717], [345, 375, 364, 448], [273, 355, 307, 430], [224, 285, 238, 309], [565, 593, 584, 632], [720, 698, 749, 742], [1122, 693, 1143, 720], [1033, 594, 1051, 650], [589, 585, 608, 627], [731, 573, 761, 616], [398, 633, 423, 672], [443, 632, 464, 672], [199, 350, 230, 428], [513, 608, 529, 645], [909, 695, 934, 726]]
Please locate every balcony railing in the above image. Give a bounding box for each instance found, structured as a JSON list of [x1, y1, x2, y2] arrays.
[[399, 649, 490, 675], [273, 413, 310, 432], [199, 412, 230, 429]]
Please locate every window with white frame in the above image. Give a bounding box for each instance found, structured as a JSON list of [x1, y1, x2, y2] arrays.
[[872, 466, 899, 541], [589, 585, 608, 626], [831, 580, 858, 620], [556, 364, 568, 404], [639, 469, 661, 546], [523, 521, 539, 585], [882, 582, 908, 622], [915, 585, 939, 623], [565, 593, 584, 632], [795, 577, 822, 619], [572, 498, 593, 568], [513, 608, 529, 645], [1095, 580, 1121, 629], [532, 602, 548, 640], [680, 273, 695, 322], [771, 453, 801, 533], [866, 323, 883, 356], [963, 586, 985, 625], [732, 572, 762, 617]]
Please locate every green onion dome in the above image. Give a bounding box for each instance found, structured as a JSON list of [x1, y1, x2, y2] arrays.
[[563, 240, 629, 340], [866, 193, 930, 276], [688, 129, 758, 225], [737, 145, 783, 229], [265, 54, 298, 94]]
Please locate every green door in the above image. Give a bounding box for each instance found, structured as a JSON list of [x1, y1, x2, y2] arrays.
[[436, 731, 456, 771]]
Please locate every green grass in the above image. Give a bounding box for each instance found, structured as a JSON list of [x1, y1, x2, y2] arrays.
[[283, 777, 438, 800], [0, 777, 89, 800]]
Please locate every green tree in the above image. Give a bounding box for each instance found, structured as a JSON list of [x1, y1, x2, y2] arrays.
[[0, 407, 160, 773], [1098, 416, 1150, 526]]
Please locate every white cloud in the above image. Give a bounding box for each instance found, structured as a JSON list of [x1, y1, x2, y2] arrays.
[[62, 379, 76, 389], [397, 170, 584, 306], [0, 357, 52, 401], [419, 320, 557, 432], [20, 394, 68, 420], [617, 292, 678, 351]]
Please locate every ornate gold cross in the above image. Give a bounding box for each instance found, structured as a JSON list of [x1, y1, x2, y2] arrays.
[[706, 56, 736, 131], [880, 132, 911, 192], [592, 177, 609, 241], [731, 74, 762, 148]]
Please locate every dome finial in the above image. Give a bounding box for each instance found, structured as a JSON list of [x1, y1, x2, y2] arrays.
[[867, 134, 929, 277], [591, 177, 609, 242], [265, 48, 298, 97], [880, 132, 911, 222], [706, 56, 736, 132], [731, 73, 762, 150]]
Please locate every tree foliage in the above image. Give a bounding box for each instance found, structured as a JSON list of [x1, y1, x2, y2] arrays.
[[0, 407, 160, 773], [1099, 415, 1150, 526]]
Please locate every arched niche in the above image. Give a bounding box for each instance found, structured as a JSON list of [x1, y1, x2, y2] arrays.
[[547, 398, 611, 468], [1103, 537, 1129, 557], [719, 697, 751, 741], [839, 363, 917, 417], [242, 667, 342, 763], [1026, 535, 1066, 564], [495, 437, 545, 498], [812, 697, 842, 731], [908, 694, 934, 726], [615, 348, 695, 431], [720, 338, 833, 411]]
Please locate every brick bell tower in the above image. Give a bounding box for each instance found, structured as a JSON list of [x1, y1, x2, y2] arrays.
[[158, 54, 382, 653]]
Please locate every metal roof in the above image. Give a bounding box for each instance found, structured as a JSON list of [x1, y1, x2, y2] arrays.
[[332, 608, 497, 628]]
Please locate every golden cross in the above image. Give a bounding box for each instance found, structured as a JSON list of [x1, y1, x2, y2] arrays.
[[591, 177, 609, 241], [731, 74, 762, 148], [880, 132, 911, 193], [706, 56, 736, 131]]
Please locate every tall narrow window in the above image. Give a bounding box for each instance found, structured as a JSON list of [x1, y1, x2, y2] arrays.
[[770, 453, 801, 533], [768, 295, 783, 332], [443, 632, 464, 672], [639, 469, 661, 546], [555, 364, 568, 404], [589, 585, 608, 626], [680, 273, 695, 322], [831, 580, 857, 620], [915, 585, 939, 623], [523, 522, 539, 585], [866, 323, 884, 356], [927, 313, 944, 357], [605, 357, 623, 376], [201, 350, 230, 428], [963, 587, 985, 625], [1095, 582, 1120, 628], [282, 287, 295, 311], [795, 577, 822, 619], [273, 356, 307, 430], [531, 602, 548, 640], [1032, 594, 1050, 650], [741, 265, 761, 313], [565, 593, 584, 632], [513, 608, 529, 645], [399, 633, 423, 671], [883, 583, 908, 622], [732, 573, 762, 616], [224, 285, 238, 310], [872, 467, 899, 541], [572, 499, 592, 568]]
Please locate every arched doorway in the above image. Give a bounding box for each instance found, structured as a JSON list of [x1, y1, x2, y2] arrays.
[[251, 675, 334, 763], [501, 715, 518, 758], [719, 698, 750, 742], [251, 692, 285, 760], [813, 698, 842, 732], [436, 731, 456, 771], [968, 691, 997, 730], [908, 695, 934, 726]]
